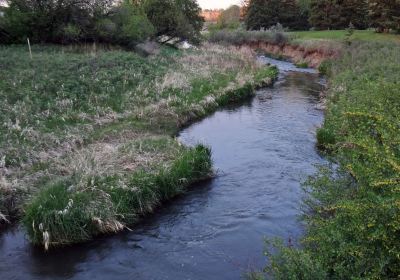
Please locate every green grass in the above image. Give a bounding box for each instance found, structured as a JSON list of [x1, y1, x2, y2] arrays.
[[23, 145, 212, 247], [263, 41, 400, 279], [0, 43, 278, 244], [290, 30, 400, 42]]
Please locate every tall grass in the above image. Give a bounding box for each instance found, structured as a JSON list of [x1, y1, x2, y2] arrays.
[[208, 29, 289, 46], [0, 43, 277, 243], [263, 41, 400, 279], [23, 145, 212, 248]]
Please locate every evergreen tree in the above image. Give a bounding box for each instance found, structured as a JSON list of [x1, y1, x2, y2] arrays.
[[368, 0, 400, 32], [297, 0, 311, 30], [338, 0, 368, 29], [280, 0, 299, 29], [309, 0, 341, 29], [245, 0, 300, 30]]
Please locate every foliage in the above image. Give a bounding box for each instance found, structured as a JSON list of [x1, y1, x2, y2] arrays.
[[264, 41, 400, 279], [245, 0, 302, 30], [208, 28, 289, 45], [23, 145, 212, 247], [309, 0, 341, 30], [339, 0, 368, 29], [368, 0, 400, 33], [1, 0, 114, 43], [217, 5, 241, 29], [144, 0, 204, 44], [0, 0, 203, 45], [99, 1, 155, 45], [264, 239, 328, 280]]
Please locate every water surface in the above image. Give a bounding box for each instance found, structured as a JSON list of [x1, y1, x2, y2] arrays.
[[0, 57, 325, 280]]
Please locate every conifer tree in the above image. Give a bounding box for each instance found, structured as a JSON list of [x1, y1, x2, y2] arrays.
[[338, 0, 368, 29], [245, 0, 300, 30], [368, 0, 400, 32]]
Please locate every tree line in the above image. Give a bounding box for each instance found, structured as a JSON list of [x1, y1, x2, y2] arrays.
[[244, 0, 400, 32], [0, 0, 204, 45]]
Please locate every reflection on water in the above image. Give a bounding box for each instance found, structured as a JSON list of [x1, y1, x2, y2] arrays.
[[0, 59, 325, 280]]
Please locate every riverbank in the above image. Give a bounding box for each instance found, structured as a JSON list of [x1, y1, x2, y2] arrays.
[[208, 29, 342, 68], [0, 44, 277, 248], [0, 51, 325, 280], [263, 41, 400, 279]]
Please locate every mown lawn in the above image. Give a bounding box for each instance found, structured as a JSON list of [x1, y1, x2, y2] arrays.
[[290, 30, 400, 42], [0, 43, 277, 248]]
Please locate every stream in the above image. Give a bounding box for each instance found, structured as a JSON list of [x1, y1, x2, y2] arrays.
[[0, 57, 325, 280]]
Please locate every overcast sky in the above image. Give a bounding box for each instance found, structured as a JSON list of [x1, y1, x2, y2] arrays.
[[197, 0, 242, 9]]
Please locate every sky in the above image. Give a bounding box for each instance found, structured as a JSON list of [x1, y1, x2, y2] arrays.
[[197, 0, 242, 9]]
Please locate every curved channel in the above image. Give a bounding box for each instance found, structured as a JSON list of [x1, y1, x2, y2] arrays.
[[0, 57, 325, 280]]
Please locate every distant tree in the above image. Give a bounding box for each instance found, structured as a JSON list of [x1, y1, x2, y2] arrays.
[[309, 0, 342, 29], [144, 0, 203, 43], [96, 0, 155, 45], [368, 0, 400, 32], [296, 0, 311, 30], [310, 0, 369, 30], [338, 0, 368, 29], [217, 5, 241, 29], [240, 0, 251, 19], [2, 0, 114, 43], [245, 0, 301, 30], [280, 0, 300, 29]]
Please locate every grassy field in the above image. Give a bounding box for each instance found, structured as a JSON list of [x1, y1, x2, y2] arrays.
[[290, 30, 400, 42], [0, 43, 277, 247], [262, 41, 400, 279]]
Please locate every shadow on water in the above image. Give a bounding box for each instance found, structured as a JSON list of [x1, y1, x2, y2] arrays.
[[0, 57, 326, 280]]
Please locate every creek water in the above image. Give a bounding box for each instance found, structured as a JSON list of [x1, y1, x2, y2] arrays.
[[0, 57, 325, 280]]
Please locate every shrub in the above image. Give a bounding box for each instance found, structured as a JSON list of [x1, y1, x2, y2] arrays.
[[217, 5, 241, 30], [144, 0, 204, 44], [263, 41, 400, 279], [2, 0, 114, 43], [264, 240, 327, 280], [317, 59, 333, 76], [316, 127, 335, 150]]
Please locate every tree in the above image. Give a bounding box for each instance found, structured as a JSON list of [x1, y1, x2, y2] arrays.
[[144, 0, 203, 44], [240, 0, 251, 19], [2, 0, 114, 43], [338, 0, 368, 29], [309, 0, 342, 29], [96, 0, 155, 45], [217, 5, 241, 29], [309, 0, 369, 30], [368, 0, 400, 32], [245, 0, 301, 30]]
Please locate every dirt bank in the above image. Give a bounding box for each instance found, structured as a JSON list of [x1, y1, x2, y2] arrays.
[[248, 41, 340, 68]]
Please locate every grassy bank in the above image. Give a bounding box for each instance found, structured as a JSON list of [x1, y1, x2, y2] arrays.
[[290, 30, 400, 42], [207, 29, 343, 68], [260, 41, 400, 279], [0, 43, 278, 247]]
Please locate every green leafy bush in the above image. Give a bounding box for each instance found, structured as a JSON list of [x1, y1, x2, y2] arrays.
[[264, 41, 400, 279]]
